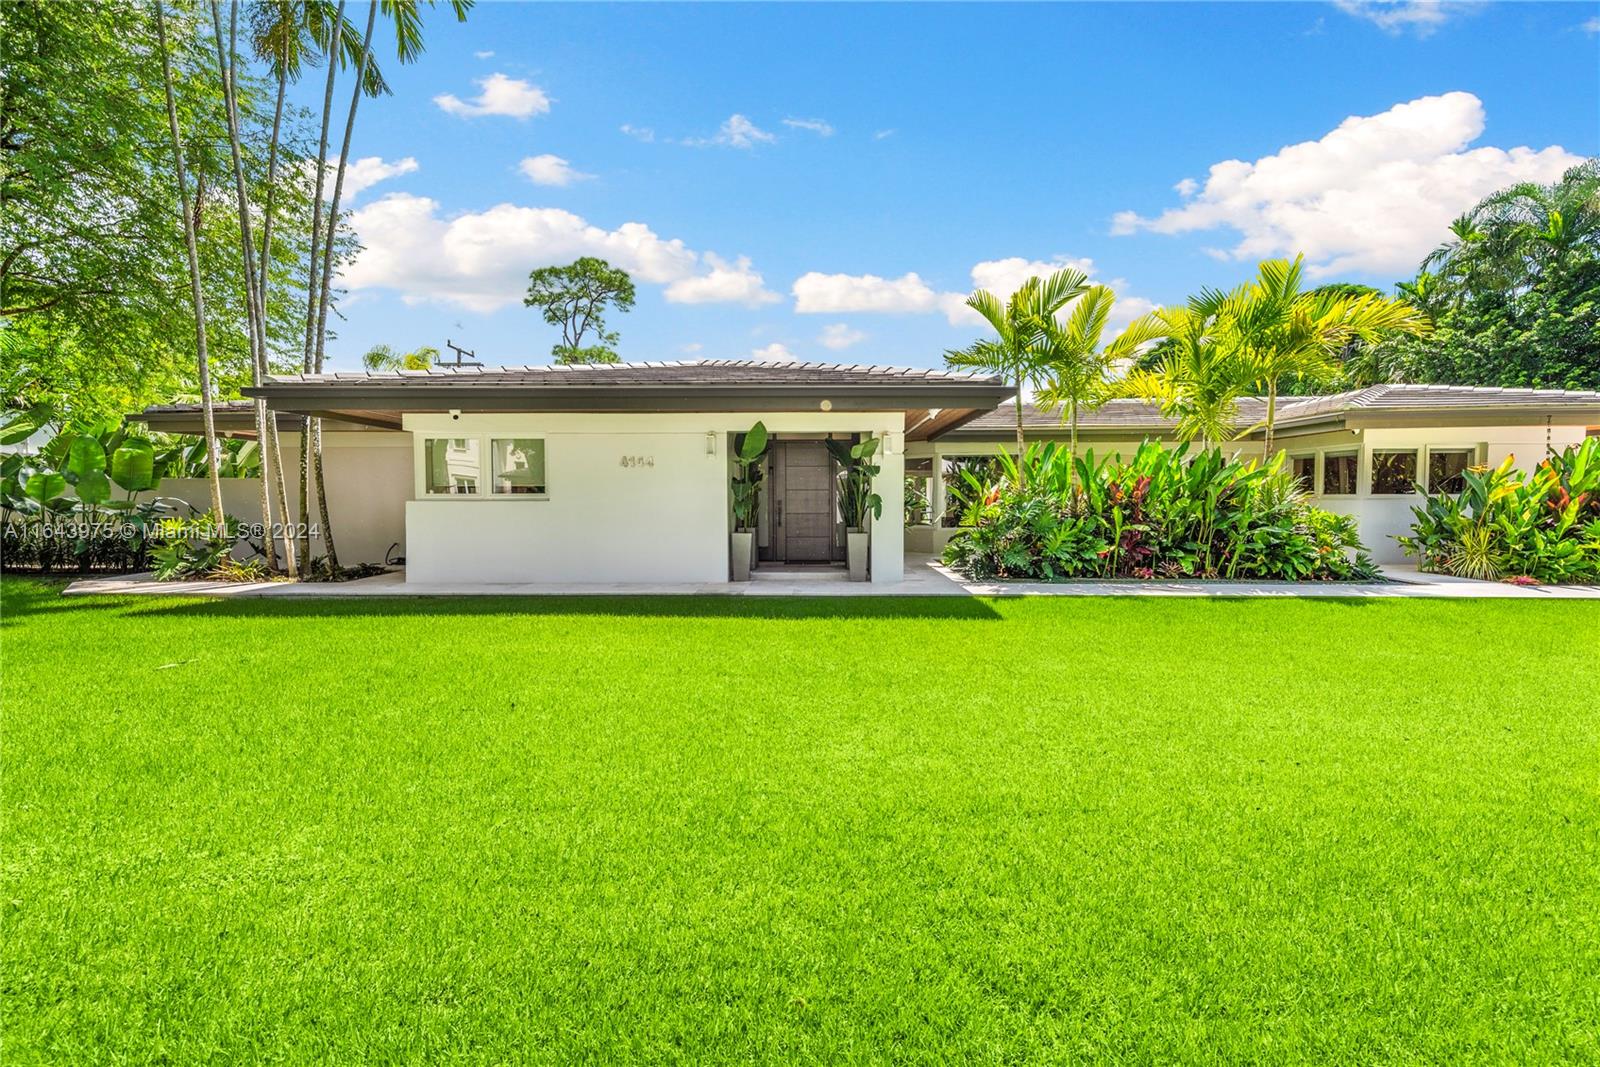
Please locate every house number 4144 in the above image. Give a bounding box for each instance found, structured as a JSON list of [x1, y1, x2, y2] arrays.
[[619, 455, 655, 468]]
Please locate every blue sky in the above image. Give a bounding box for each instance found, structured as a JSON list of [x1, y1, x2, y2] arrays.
[[301, 1, 1600, 372]]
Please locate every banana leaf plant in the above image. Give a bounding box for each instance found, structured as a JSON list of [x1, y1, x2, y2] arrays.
[[826, 436, 883, 531], [730, 422, 769, 532]]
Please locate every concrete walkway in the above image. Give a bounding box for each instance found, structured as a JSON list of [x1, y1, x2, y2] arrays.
[[57, 556, 1600, 599]]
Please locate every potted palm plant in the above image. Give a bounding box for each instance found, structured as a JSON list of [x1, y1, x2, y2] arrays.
[[826, 436, 882, 581], [729, 422, 768, 581]]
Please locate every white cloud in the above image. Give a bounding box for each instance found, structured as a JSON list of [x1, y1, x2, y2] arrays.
[[334, 155, 418, 200], [679, 342, 704, 354], [473, 50, 495, 59], [518, 154, 592, 187], [1174, 177, 1199, 197], [818, 323, 866, 350], [620, 123, 655, 143], [793, 256, 1157, 336], [792, 271, 939, 314], [750, 343, 796, 362], [1331, 1, 1482, 37], [663, 254, 779, 307], [1111, 91, 1583, 277], [685, 114, 775, 149], [783, 117, 834, 137], [434, 73, 551, 119], [1582, 16, 1600, 34], [874, 129, 895, 141], [341, 193, 770, 313]]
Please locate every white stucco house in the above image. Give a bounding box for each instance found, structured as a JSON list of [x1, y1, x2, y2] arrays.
[[134, 362, 1600, 581]]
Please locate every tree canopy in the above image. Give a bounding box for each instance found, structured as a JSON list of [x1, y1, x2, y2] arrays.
[[523, 257, 637, 364], [1, 0, 329, 421]]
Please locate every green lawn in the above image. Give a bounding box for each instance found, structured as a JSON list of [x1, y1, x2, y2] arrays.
[[3, 578, 1597, 1064]]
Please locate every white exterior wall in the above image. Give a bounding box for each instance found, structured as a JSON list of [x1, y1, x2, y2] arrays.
[[403, 411, 906, 585], [907, 423, 1592, 565], [134, 432, 411, 566], [1305, 423, 1588, 563]]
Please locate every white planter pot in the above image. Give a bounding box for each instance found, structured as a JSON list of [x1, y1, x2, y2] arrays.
[[845, 529, 869, 581], [730, 531, 754, 581]]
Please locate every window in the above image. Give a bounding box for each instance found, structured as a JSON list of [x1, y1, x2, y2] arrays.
[[1323, 452, 1357, 495], [1290, 454, 1315, 491], [1371, 450, 1418, 495], [492, 438, 546, 495], [424, 438, 479, 494], [1428, 449, 1474, 494]]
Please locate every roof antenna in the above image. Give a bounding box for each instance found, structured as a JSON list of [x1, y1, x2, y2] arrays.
[[440, 339, 481, 368]]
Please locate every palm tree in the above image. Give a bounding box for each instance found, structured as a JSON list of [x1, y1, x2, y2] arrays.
[[1032, 286, 1165, 484], [301, 0, 470, 573], [945, 268, 1089, 487], [153, 0, 226, 523], [208, 0, 299, 574], [1219, 256, 1430, 457], [1109, 293, 1249, 449]]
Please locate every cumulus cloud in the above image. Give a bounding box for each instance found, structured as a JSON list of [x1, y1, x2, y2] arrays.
[[620, 123, 655, 143], [793, 256, 1157, 335], [1111, 91, 1583, 277], [334, 155, 418, 200], [782, 117, 834, 137], [818, 323, 866, 350], [341, 193, 769, 313], [518, 154, 592, 187], [685, 114, 775, 149], [434, 73, 551, 119], [791, 271, 939, 314], [663, 254, 779, 307], [1331, 1, 1481, 36], [750, 343, 796, 361]]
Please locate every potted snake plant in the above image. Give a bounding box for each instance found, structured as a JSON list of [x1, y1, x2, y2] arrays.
[[729, 421, 768, 580], [826, 436, 882, 580]]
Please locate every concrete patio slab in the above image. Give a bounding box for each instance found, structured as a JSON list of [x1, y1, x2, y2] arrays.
[[54, 556, 1600, 599]]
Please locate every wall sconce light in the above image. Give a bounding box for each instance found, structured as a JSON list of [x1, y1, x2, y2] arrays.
[[883, 431, 901, 455], [705, 431, 718, 456]]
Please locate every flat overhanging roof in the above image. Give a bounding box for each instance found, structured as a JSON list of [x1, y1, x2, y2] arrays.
[[234, 359, 1015, 439]]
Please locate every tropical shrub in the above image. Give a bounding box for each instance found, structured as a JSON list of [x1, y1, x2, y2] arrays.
[[943, 440, 1378, 582], [826, 437, 883, 530], [1397, 438, 1600, 584]]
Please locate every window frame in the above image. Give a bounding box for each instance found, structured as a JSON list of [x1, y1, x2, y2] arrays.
[[1288, 453, 1317, 494], [1321, 450, 1359, 497], [417, 433, 550, 501], [1423, 444, 1482, 495], [1370, 448, 1421, 496], [489, 437, 549, 497]]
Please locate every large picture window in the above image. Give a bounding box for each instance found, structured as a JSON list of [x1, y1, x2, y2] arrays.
[[1428, 449, 1474, 494], [1371, 450, 1418, 495], [1323, 452, 1357, 495], [492, 438, 546, 495], [424, 438, 479, 495]]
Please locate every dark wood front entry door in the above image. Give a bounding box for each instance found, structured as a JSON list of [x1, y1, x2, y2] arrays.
[[773, 442, 834, 562]]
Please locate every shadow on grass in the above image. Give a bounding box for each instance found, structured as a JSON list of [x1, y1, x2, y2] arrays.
[[1, 579, 1006, 623]]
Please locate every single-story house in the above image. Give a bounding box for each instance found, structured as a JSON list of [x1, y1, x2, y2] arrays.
[[134, 363, 1600, 580]]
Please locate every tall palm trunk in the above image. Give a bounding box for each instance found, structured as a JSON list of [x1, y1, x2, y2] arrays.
[[307, 0, 383, 574], [1263, 382, 1277, 463], [1069, 401, 1079, 493], [253, 59, 298, 576], [155, 1, 225, 522], [300, 0, 345, 571], [209, 0, 295, 574], [1013, 375, 1026, 490]]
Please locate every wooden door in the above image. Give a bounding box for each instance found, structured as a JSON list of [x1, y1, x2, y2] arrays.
[[775, 442, 835, 562]]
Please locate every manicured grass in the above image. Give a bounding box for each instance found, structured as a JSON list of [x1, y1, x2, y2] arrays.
[[3, 578, 1597, 1064]]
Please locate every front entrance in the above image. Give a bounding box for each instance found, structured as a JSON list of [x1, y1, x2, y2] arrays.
[[769, 440, 837, 563]]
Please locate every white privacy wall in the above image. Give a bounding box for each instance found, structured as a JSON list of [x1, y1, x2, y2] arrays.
[[403, 411, 906, 584]]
